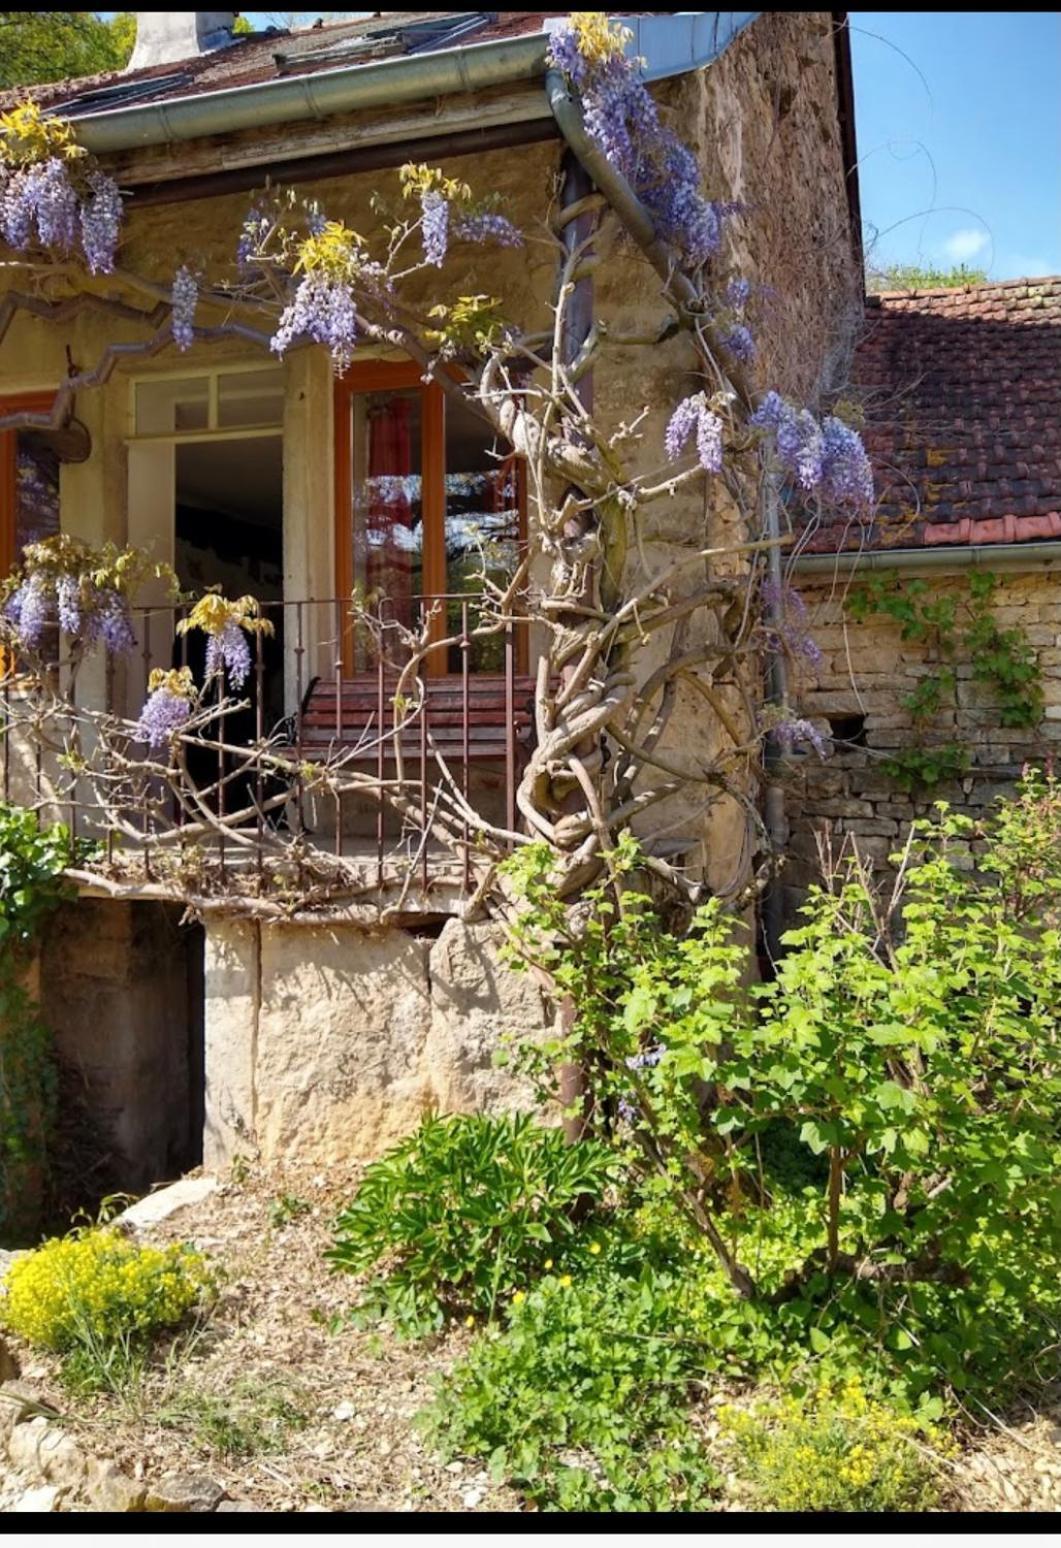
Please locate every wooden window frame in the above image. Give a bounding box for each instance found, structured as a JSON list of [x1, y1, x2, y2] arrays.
[[334, 361, 525, 677], [0, 391, 57, 574]]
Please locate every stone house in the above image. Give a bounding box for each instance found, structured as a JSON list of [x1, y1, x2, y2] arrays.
[[784, 277, 1061, 905], [0, 11, 863, 1200]]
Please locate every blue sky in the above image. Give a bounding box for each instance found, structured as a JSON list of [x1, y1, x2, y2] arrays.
[[850, 11, 1060, 280]]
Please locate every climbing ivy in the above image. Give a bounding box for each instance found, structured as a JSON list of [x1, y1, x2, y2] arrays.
[[845, 571, 1044, 792], [0, 804, 74, 1243]]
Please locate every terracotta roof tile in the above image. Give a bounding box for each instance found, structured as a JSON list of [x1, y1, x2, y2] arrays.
[[808, 276, 1061, 552]]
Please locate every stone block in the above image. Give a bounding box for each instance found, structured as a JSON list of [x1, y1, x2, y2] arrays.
[[255, 925, 432, 1162], [203, 917, 259, 1169], [115, 1176, 219, 1235], [37, 1428, 86, 1489], [85, 1457, 146, 1512], [144, 1472, 225, 1513], [425, 920, 548, 1116], [8, 1415, 49, 1470]]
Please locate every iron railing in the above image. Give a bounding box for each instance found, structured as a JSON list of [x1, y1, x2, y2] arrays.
[[0, 594, 537, 900]]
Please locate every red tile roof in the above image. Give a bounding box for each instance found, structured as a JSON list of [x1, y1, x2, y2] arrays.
[[805, 276, 1061, 552]]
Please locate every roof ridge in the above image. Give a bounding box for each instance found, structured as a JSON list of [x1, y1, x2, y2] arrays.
[[868, 274, 1061, 303]]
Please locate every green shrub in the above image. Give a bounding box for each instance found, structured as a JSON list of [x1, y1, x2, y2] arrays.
[[1, 1226, 213, 1392], [327, 1113, 620, 1335], [502, 777, 1061, 1400], [719, 1378, 950, 1512], [420, 1265, 720, 1511]]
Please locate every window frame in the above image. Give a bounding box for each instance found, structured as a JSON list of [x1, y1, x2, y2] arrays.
[[333, 360, 525, 678], [0, 391, 58, 575]]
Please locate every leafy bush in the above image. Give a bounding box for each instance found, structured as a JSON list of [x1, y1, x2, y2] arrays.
[[719, 1378, 949, 1512], [501, 776, 1061, 1400], [327, 1113, 619, 1334], [1, 1226, 212, 1391], [420, 1265, 720, 1511]]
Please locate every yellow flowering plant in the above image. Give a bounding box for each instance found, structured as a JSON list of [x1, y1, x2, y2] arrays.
[[718, 1378, 951, 1513], [1, 1226, 213, 1391]]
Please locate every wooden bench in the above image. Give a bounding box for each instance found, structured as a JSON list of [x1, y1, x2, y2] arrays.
[[298, 674, 538, 763]]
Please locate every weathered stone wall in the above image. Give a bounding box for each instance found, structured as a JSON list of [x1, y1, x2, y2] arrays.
[[202, 914, 548, 1168], [781, 566, 1061, 909], [40, 900, 204, 1191]]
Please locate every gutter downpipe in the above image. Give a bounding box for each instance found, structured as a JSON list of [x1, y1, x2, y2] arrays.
[[794, 542, 1061, 576], [544, 67, 785, 953], [69, 35, 554, 154]]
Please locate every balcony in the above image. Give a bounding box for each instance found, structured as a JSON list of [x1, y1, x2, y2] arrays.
[[0, 595, 540, 915]]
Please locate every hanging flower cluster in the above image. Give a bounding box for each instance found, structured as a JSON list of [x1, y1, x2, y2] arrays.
[[767, 707, 829, 757], [715, 276, 756, 364], [171, 265, 198, 351], [399, 163, 522, 270], [0, 535, 153, 656], [269, 220, 374, 372], [751, 392, 874, 510], [547, 15, 731, 268], [176, 591, 273, 692], [664, 392, 725, 473], [0, 102, 122, 274], [452, 210, 523, 248], [760, 577, 824, 672], [135, 667, 197, 750]]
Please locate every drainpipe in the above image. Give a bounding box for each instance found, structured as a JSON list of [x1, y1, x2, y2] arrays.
[[761, 472, 789, 966], [793, 542, 1061, 577]]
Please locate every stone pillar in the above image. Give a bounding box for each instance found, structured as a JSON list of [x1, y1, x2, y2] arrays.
[[202, 917, 259, 1169]]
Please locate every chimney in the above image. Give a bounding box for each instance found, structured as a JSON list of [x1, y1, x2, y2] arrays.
[[127, 13, 238, 71]]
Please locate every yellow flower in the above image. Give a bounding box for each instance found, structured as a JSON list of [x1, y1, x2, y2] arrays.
[[543, 1259, 553, 1271], [588, 1242, 602, 1256], [559, 1274, 573, 1288], [512, 1290, 525, 1304], [464, 1315, 475, 1327]]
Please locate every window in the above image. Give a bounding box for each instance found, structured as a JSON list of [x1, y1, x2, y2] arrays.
[[335, 362, 524, 675], [0, 393, 61, 573], [0, 393, 61, 669], [133, 366, 284, 437]]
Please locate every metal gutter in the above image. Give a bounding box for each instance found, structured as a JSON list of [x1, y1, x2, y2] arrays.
[[793, 542, 1061, 577], [64, 14, 760, 158]]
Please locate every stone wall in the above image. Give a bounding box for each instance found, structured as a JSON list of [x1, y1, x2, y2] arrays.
[[781, 566, 1061, 909], [40, 900, 204, 1192], [202, 915, 549, 1168]]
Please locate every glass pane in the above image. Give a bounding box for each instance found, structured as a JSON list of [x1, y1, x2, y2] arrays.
[[349, 386, 423, 670], [15, 437, 60, 554], [217, 366, 284, 428], [135, 376, 209, 435], [443, 394, 521, 673]]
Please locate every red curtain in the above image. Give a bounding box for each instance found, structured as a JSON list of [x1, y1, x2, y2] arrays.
[[366, 396, 414, 628]]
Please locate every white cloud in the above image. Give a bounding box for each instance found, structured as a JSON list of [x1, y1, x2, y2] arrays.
[[1002, 255, 1057, 279], [942, 228, 989, 262]]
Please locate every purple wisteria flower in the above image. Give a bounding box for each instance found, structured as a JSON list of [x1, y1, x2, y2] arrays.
[[9, 575, 51, 649], [56, 574, 82, 636], [718, 321, 755, 364], [752, 393, 874, 511], [625, 1045, 664, 1071], [664, 393, 724, 473], [547, 23, 731, 268], [420, 190, 449, 267], [90, 588, 137, 654], [821, 416, 874, 509], [29, 158, 79, 250], [452, 211, 523, 247], [135, 675, 195, 750], [80, 171, 122, 273], [270, 270, 359, 371], [171, 265, 198, 351], [761, 577, 824, 671], [205, 620, 252, 689], [773, 714, 828, 758]]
